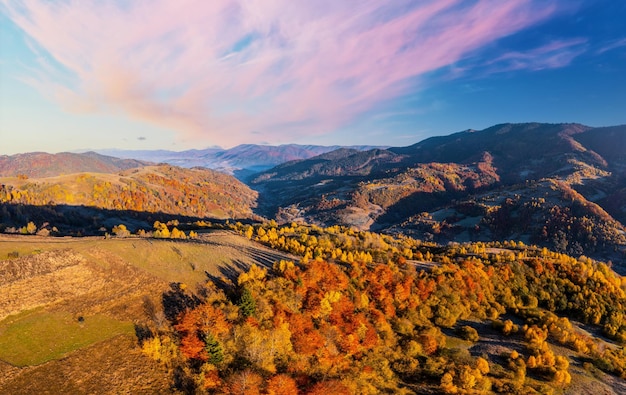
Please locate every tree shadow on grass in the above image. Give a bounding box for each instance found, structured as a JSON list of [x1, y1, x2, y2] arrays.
[[0, 202, 233, 236], [162, 282, 202, 324]]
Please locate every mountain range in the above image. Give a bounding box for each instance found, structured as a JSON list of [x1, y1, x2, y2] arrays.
[[1, 122, 625, 270], [250, 123, 626, 268], [95, 144, 384, 179]]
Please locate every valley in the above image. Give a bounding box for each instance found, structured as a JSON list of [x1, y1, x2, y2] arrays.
[[249, 123, 626, 269]]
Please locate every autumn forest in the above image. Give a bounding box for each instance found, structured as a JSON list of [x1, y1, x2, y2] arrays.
[[132, 220, 626, 394]]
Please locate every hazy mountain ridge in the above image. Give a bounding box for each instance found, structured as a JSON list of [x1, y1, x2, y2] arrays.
[[95, 143, 384, 177]]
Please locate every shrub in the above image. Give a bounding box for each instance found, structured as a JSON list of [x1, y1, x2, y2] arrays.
[[457, 325, 480, 342]]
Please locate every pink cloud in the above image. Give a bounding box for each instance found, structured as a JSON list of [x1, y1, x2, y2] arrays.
[[2, 0, 568, 147]]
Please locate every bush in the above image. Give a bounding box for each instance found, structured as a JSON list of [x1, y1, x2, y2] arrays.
[[112, 224, 131, 237], [457, 325, 480, 342]]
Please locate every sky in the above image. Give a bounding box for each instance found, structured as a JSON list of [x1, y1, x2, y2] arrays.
[[1, 0, 625, 154]]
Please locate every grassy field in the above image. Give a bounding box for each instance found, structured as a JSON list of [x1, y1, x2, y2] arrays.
[[0, 230, 296, 393], [0, 235, 79, 260], [0, 232, 292, 358], [0, 309, 134, 366], [1, 231, 294, 286], [0, 334, 172, 394]]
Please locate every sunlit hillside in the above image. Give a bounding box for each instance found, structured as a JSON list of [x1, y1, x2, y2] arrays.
[[0, 164, 259, 235], [0, 230, 295, 393]]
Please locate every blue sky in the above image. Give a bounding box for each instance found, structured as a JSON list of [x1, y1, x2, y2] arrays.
[[1, 0, 625, 154]]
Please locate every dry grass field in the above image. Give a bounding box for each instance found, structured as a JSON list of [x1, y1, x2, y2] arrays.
[[0, 231, 295, 394]]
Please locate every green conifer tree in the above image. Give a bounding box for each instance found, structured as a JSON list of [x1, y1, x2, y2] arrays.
[[238, 288, 256, 318], [205, 333, 224, 365]]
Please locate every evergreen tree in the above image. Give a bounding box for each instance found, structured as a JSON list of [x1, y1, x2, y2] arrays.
[[205, 333, 224, 365], [238, 287, 256, 318]]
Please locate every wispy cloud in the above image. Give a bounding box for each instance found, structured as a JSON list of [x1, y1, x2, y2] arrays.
[[2, 0, 568, 146], [596, 38, 626, 54], [487, 38, 588, 72]]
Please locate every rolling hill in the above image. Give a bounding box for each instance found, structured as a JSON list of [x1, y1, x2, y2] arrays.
[[0, 231, 296, 393], [4, 223, 625, 393], [2, 122, 625, 263], [0, 152, 147, 178], [0, 163, 259, 235]]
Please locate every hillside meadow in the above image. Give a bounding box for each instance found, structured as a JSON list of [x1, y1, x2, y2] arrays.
[[0, 231, 294, 394]]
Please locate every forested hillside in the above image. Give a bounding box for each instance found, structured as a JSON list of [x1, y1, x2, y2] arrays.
[[136, 221, 626, 394], [0, 165, 258, 235], [251, 123, 626, 266], [0, 152, 147, 178]]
